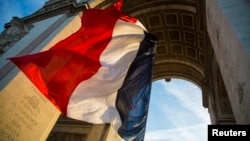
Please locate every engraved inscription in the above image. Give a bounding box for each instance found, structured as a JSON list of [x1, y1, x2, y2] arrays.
[[0, 95, 42, 141]]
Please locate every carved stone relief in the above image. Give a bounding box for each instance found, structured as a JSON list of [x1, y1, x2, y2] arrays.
[[0, 17, 33, 54]]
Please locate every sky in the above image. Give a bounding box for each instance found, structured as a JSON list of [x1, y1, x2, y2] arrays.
[[0, 0, 211, 141], [145, 79, 210, 141], [0, 0, 46, 32]]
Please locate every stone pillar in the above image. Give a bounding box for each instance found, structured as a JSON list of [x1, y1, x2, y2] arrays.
[[209, 57, 235, 124], [0, 12, 83, 141], [206, 0, 250, 123], [0, 72, 60, 141]]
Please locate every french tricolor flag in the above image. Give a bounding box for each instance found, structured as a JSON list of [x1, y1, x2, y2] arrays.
[[9, 0, 157, 140]]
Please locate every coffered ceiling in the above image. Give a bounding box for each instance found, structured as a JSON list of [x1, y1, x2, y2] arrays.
[[123, 0, 207, 87]]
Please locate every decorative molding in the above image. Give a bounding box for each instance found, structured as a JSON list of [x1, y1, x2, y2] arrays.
[[1, 0, 89, 55], [0, 17, 33, 54]]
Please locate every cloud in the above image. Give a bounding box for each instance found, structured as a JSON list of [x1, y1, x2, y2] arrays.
[[159, 79, 210, 123], [159, 104, 201, 127], [145, 123, 208, 141], [145, 79, 210, 141]]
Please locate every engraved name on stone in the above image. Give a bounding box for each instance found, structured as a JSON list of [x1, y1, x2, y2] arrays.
[[0, 95, 41, 141]]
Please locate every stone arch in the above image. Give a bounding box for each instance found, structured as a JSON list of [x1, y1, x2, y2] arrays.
[[100, 0, 209, 113], [119, 0, 236, 124], [121, 0, 206, 104], [2, 0, 249, 140]]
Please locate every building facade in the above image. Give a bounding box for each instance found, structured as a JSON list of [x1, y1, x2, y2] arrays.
[[0, 0, 249, 140]]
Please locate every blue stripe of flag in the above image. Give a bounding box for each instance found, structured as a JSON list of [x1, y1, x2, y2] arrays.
[[116, 32, 157, 141]]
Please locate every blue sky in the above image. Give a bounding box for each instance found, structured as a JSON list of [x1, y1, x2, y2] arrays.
[[145, 79, 210, 141], [0, 0, 46, 32], [0, 0, 210, 141]]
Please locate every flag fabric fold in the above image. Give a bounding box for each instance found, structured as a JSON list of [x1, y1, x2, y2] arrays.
[[116, 32, 157, 140], [9, 0, 157, 140]]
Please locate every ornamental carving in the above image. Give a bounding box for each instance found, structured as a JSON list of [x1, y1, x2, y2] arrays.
[[0, 17, 33, 54]]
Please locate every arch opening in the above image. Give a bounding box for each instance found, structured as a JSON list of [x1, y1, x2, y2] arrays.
[[145, 78, 210, 141]]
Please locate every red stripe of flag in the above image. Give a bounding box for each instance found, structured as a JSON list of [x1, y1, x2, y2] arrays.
[[9, 0, 136, 115]]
